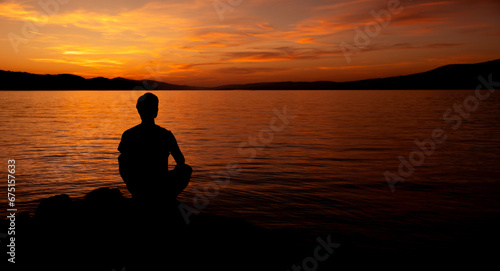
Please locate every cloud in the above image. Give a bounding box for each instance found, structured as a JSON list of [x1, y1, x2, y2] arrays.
[[391, 43, 462, 49], [213, 67, 286, 75], [0, 2, 34, 21], [180, 42, 231, 51], [170, 62, 225, 71], [0, 1, 200, 38], [257, 23, 275, 30], [220, 46, 343, 62], [29, 57, 124, 68]]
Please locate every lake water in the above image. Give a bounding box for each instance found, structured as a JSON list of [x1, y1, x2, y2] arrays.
[[1, 90, 500, 254]]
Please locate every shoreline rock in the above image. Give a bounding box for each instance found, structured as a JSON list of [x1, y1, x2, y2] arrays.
[[4, 187, 496, 270], [1, 187, 322, 271]]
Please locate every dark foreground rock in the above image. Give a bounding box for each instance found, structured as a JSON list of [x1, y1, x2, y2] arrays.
[[0, 188, 333, 271], [3, 187, 498, 270]]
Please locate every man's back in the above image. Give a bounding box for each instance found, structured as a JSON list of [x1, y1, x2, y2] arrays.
[[118, 123, 180, 200], [119, 124, 172, 168]]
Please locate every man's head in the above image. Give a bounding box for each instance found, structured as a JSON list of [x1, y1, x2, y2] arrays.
[[136, 92, 159, 121]]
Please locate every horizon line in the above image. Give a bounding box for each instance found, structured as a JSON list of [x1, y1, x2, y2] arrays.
[[1, 58, 498, 89]]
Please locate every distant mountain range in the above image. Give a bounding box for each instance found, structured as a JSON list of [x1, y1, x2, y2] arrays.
[[1, 59, 499, 90], [0, 72, 200, 90]]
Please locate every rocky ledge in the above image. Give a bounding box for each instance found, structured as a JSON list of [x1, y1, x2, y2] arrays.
[[0, 187, 331, 271]]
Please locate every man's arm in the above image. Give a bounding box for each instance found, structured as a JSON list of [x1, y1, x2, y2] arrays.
[[118, 131, 136, 193], [168, 131, 185, 165]]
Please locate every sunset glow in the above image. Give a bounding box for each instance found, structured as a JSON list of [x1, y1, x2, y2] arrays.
[[1, 0, 499, 86]]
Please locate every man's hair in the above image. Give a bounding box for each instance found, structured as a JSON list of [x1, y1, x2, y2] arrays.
[[136, 92, 159, 118]]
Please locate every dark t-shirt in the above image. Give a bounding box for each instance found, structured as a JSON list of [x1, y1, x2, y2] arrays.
[[118, 123, 181, 199]]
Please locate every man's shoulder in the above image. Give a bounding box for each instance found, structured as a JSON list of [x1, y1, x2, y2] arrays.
[[121, 124, 173, 138], [122, 124, 142, 137], [156, 126, 175, 139], [153, 124, 172, 133]]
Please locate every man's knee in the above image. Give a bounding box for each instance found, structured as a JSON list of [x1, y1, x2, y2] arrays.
[[184, 164, 192, 175], [176, 164, 192, 176]]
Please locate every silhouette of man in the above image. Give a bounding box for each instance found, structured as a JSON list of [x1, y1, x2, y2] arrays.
[[118, 93, 192, 204]]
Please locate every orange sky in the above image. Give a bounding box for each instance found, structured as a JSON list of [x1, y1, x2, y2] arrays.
[[1, 0, 499, 87]]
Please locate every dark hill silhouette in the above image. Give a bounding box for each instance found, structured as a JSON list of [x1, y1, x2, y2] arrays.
[[0, 71, 202, 90], [0, 59, 498, 90], [214, 59, 500, 90], [113, 77, 204, 90], [213, 80, 342, 90]]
